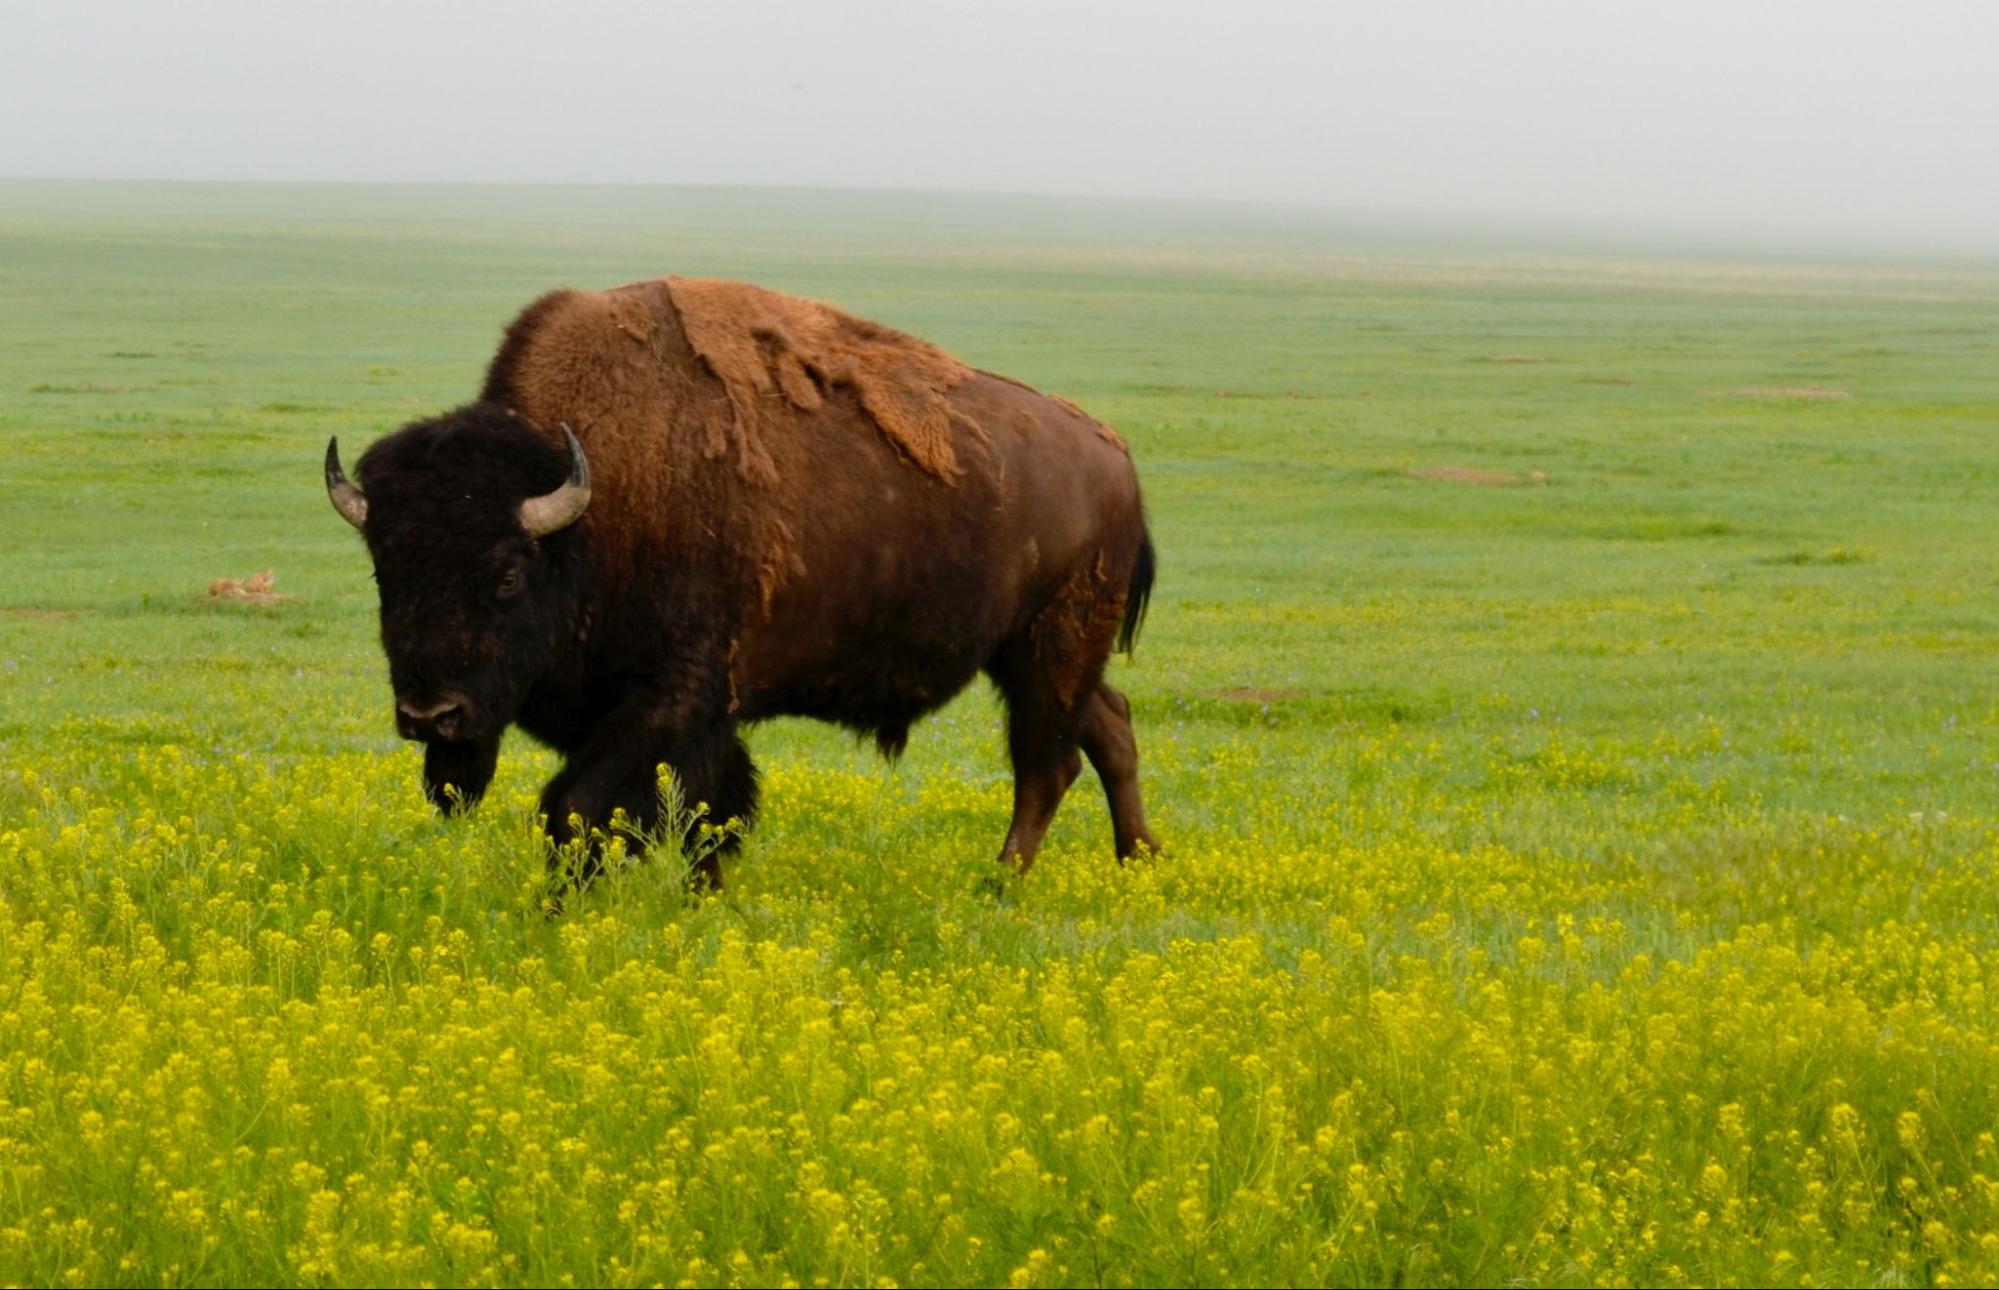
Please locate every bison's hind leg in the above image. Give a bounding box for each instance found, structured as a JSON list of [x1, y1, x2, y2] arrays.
[[1079, 682, 1159, 859], [987, 634, 1086, 875], [987, 554, 1138, 873]]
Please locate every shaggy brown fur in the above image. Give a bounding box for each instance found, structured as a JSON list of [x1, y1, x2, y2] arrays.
[[349, 275, 1158, 882]]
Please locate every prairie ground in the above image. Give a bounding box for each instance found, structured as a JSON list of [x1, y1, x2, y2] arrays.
[[4, 182, 1999, 1286]]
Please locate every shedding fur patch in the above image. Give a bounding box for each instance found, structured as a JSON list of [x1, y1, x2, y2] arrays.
[[976, 368, 1127, 454], [1049, 392, 1129, 452], [1031, 552, 1127, 711], [756, 518, 807, 619], [666, 277, 983, 484]]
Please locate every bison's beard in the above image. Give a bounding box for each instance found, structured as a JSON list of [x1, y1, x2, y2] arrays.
[[423, 735, 501, 813]]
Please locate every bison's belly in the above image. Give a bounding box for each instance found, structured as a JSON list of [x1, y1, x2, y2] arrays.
[[735, 538, 1029, 739]]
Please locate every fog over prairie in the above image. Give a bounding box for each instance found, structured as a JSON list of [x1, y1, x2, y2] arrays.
[[3, 0, 1995, 254]]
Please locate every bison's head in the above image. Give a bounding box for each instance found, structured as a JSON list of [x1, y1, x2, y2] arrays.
[[325, 403, 592, 806]]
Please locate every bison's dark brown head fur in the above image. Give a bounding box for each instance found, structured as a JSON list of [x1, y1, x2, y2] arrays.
[[347, 403, 592, 807]]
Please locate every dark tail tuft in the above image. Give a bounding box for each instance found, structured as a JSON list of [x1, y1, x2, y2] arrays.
[[1116, 528, 1156, 655]]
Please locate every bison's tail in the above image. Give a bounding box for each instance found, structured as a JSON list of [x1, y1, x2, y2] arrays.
[[1116, 526, 1156, 655]]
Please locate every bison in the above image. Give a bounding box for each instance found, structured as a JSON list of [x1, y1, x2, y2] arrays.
[[325, 277, 1158, 884]]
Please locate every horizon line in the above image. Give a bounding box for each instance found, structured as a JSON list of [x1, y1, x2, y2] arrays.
[[5, 174, 1996, 268]]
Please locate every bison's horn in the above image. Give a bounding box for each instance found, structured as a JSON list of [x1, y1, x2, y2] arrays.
[[518, 424, 592, 537], [325, 437, 368, 530]]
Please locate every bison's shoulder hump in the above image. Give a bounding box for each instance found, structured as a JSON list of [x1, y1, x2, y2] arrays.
[[664, 277, 986, 485]]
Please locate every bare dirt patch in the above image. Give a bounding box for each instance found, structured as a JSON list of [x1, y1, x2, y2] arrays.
[[207, 571, 287, 605], [1, 607, 89, 621], [1760, 547, 1871, 567], [1483, 354, 1549, 364], [1211, 687, 1310, 704], [1411, 466, 1550, 487], [1713, 385, 1851, 400]]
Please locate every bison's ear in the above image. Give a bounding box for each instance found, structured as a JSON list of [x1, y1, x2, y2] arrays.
[[518, 424, 592, 537], [325, 437, 368, 529]]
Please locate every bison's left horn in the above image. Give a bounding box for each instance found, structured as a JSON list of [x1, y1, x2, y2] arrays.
[[518, 424, 592, 537], [325, 437, 368, 530]]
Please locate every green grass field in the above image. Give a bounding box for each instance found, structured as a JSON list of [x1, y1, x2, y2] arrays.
[[4, 180, 1999, 1286]]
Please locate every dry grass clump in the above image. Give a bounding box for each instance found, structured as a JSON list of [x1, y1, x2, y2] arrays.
[[206, 570, 284, 603]]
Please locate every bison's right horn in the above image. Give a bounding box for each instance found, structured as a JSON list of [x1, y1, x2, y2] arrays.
[[325, 437, 368, 530], [518, 424, 592, 537]]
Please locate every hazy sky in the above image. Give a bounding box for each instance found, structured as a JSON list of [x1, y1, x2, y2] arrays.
[[5, 0, 1995, 252]]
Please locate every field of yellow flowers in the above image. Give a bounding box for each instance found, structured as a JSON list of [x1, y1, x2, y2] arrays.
[[9, 739, 1999, 1286], [5, 183, 1999, 1285]]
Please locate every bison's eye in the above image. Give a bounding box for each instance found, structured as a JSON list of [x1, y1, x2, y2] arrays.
[[496, 567, 524, 600]]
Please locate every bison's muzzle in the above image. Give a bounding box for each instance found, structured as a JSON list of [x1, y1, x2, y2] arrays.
[[396, 693, 475, 743]]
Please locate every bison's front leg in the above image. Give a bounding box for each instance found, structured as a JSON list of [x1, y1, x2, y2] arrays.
[[539, 702, 758, 888], [422, 735, 500, 814]]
